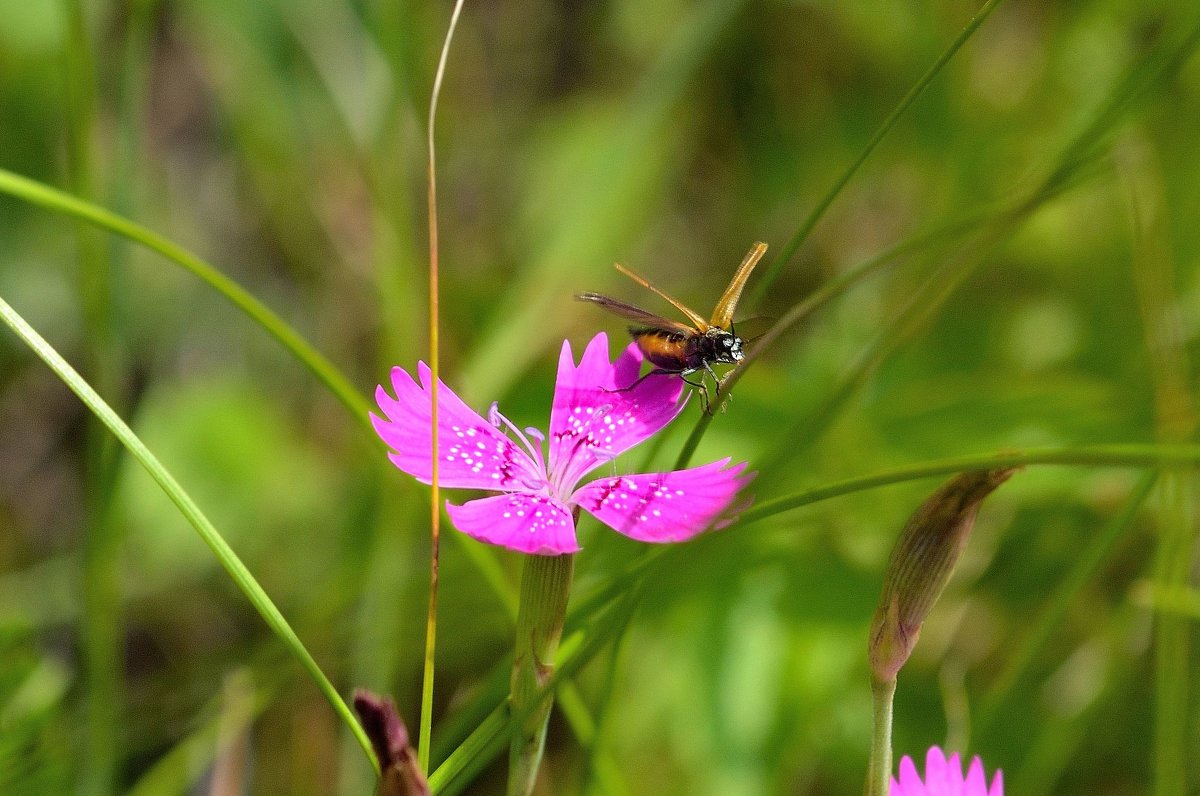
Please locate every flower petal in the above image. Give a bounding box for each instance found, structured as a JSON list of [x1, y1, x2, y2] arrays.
[[964, 757, 987, 796], [897, 755, 928, 796], [893, 747, 1002, 796], [372, 363, 542, 490], [924, 746, 948, 792], [548, 334, 684, 490], [446, 493, 579, 555], [573, 458, 752, 543]]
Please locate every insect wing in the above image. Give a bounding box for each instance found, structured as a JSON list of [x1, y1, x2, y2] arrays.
[[574, 292, 697, 336], [710, 241, 767, 330]]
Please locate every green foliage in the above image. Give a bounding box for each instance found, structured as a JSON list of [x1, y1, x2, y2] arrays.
[[0, 1, 1198, 793]]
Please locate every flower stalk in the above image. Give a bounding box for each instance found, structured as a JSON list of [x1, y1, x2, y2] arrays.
[[866, 675, 897, 796], [865, 468, 1016, 795], [508, 549, 576, 796], [354, 691, 430, 796]]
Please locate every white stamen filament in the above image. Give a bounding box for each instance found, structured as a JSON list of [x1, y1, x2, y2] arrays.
[[487, 402, 549, 485]]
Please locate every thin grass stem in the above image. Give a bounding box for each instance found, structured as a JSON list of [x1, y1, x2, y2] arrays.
[[419, 0, 466, 773], [741, 445, 1200, 526]]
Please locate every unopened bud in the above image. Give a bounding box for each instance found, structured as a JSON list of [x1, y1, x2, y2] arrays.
[[353, 690, 430, 796], [869, 468, 1017, 684]]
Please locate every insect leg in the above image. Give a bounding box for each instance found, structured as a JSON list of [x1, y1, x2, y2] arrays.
[[605, 368, 675, 394], [703, 362, 727, 413], [680, 371, 711, 413]]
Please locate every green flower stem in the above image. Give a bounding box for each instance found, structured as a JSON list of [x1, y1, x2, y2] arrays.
[[865, 675, 897, 796], [430, 590, 637, 793], [508, 552, 576, 796]]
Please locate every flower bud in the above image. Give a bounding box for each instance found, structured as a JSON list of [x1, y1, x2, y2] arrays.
[[353, 690, 429, 796], [869, 468, 1017, 684]]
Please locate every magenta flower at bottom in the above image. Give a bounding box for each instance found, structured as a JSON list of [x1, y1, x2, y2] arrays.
[[371, 333, 752, 555], [892, 746, 1003, 796]]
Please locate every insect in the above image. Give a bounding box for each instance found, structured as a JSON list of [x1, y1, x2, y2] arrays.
[[576, 241, 768, 411]]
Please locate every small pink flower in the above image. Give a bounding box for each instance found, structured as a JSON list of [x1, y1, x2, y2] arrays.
[[891, 746, 1003, 796], [371, 333, 752, 555]]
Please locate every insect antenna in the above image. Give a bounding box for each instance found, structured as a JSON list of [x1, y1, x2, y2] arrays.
[[613, 262, 709, 331]]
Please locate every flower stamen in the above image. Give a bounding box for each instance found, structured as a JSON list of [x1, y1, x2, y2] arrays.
[[488, 402, 549, 484]]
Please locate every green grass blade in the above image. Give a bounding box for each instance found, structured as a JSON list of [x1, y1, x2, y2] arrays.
[[0, 167, 372, 425], [753, 243, 986, 480], [0, 168, 519, 617], [427, 704, 509, 794], [1042, 11, 1200, 196], [672, 154, 1109, 470], [740, 445, 1200, 526], [1135, 583, 1200, 621], [62, 0, 122, 787], [1124, 111, 1198, 795], [1152, 474, 1191, 796], [0, 295, 379, 776], [978, 471, 1157, 728], [749, 0, 1008, 304], [744, 9, 1200, 484]]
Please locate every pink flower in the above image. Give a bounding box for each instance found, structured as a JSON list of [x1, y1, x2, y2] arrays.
[[891, 746, 1003, 796], [371, 333, 752, 555]]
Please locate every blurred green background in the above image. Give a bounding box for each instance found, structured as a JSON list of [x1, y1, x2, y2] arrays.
[[1, 0, 1198, 793]]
